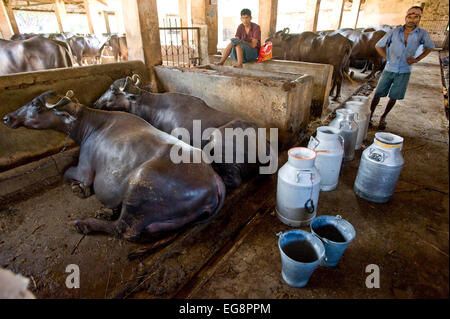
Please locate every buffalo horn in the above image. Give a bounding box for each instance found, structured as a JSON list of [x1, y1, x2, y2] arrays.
[[45, 90, 74, 109], [131, 74, 141, 86]]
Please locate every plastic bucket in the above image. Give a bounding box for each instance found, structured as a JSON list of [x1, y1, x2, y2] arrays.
[[310, 215, 355, 267], [277, 229, 325, 287]]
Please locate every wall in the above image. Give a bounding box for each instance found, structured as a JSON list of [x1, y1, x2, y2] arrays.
[[0, 61, 150, 171], [357, 0, 422, 28], [422, 0, 449, 20]]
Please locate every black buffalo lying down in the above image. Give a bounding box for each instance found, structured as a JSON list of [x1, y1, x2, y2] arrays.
[[3, 91, 226, 242], [93, 75, 276, 189]]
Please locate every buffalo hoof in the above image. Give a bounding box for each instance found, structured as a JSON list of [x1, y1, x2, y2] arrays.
[[364, 74, 374, 80], [95, 207, 119, 221], [71, 182, 91, 198], [74, 219, 92, 234]]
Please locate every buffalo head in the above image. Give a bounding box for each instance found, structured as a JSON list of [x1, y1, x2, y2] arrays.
[[3, 90, 77, 131], [266, 27, 291, 45], [93, 74, 152, 111]]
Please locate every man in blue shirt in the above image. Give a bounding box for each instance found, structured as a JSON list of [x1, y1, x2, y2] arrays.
[[369, 6, 435, 130]]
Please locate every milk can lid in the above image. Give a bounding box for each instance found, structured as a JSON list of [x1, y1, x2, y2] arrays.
[[375, 132, 404, 145]]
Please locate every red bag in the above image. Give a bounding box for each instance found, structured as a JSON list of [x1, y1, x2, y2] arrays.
[[257, 41, 272, 63]]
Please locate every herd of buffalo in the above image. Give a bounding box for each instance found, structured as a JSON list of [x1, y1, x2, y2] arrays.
[[3, 74, 272, 245], [0, 25, 395, 94], [0, 32, 127, 76], [1, 24, 395, 245]]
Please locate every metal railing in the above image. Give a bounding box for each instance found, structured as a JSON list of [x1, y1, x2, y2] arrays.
[[159, 19, 201, 68], [420, 19, 449, 48]]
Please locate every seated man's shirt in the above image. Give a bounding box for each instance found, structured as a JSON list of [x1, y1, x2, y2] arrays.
[[376, 25, 435, 73], [235, 22, 261, 51]]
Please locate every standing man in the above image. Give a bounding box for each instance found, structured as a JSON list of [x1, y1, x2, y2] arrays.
[[215, 8, 261, 68], [369, 6, 435, 130]]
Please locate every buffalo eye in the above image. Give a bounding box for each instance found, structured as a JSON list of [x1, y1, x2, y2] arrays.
[[32, 103, 43, 113]]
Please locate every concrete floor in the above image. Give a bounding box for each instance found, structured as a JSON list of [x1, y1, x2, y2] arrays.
[[0, 53, 448, 299], [179, 52, 449, 299]]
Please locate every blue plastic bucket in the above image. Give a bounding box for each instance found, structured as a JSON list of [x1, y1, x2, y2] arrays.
[[310, 215, 355, 267], [277, 229, 325, 287]]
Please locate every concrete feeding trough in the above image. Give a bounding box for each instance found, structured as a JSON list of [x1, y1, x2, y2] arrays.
[[209, 55, 333, 118], [0, 61, 150, 172], [154, 64, 314, 147]]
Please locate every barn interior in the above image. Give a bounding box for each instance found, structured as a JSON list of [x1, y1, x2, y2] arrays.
[[0, 0, 448, 300]]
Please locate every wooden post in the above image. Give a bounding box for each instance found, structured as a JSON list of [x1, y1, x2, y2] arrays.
[[258, 0, 278, 41], [84, 0, 105, 34], [121, 0, 161, 82], [0, 0, 13, 39], [331, 0, 345, 30], [4, 0, 18, 35], [304, 0, 321, 32], [54, 0, 68, 33], [351, 0, 362, 29], [103, 11, 110, 33]]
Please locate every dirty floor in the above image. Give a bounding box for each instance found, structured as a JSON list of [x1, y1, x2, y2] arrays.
[[0, 52, 448, 299]]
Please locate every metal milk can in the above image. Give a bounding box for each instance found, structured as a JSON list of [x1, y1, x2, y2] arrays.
[[307, 126, 344, 191], [349, 95, 370, 107], [345, 100, 370, 149], [354, 132, 405, 203], [276, 147, 321, 227], [329, 109, 358, 161]]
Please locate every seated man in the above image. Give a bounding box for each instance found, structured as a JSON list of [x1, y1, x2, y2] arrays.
[[215, 8, 261, 68]]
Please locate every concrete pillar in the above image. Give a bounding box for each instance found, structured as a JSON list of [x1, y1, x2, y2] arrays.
[[54, 0, 68, 33], [304, 0, 321, 32], [330, 0, 345, 30], [84, 0, 105, 34], [258, 0, 278, 41], [0, 0, 13, 39], [191, 0, 218, 62], [121, 0, 161, 82], [350, 0, 361, 29]]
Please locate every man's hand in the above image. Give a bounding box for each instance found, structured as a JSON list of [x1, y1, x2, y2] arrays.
[[407, 57, 418, 65]]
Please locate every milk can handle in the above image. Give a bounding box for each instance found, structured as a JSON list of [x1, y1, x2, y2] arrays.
[[339, 120, 350, 130], [304, 199, 315, 214], [338, 134, 345, 153], [309, 136, 320, 150]]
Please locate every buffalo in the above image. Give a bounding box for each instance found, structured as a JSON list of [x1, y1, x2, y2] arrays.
[[267, 29, 353, 99], [67, 34, 107, 65], [0, 36, 73, 76], [93, 75, 276, 189], [3, 91, 226, 242], [329, 29, 386, 78], [102, 34, 128, 62]]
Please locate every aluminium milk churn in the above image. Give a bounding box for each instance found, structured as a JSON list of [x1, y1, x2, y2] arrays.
[[329, 109, 358, 161], [276, 147, 321, 227], [307, 126, 344, 191], [345, 100, 370, 150], [354, 132, 405, 203]]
